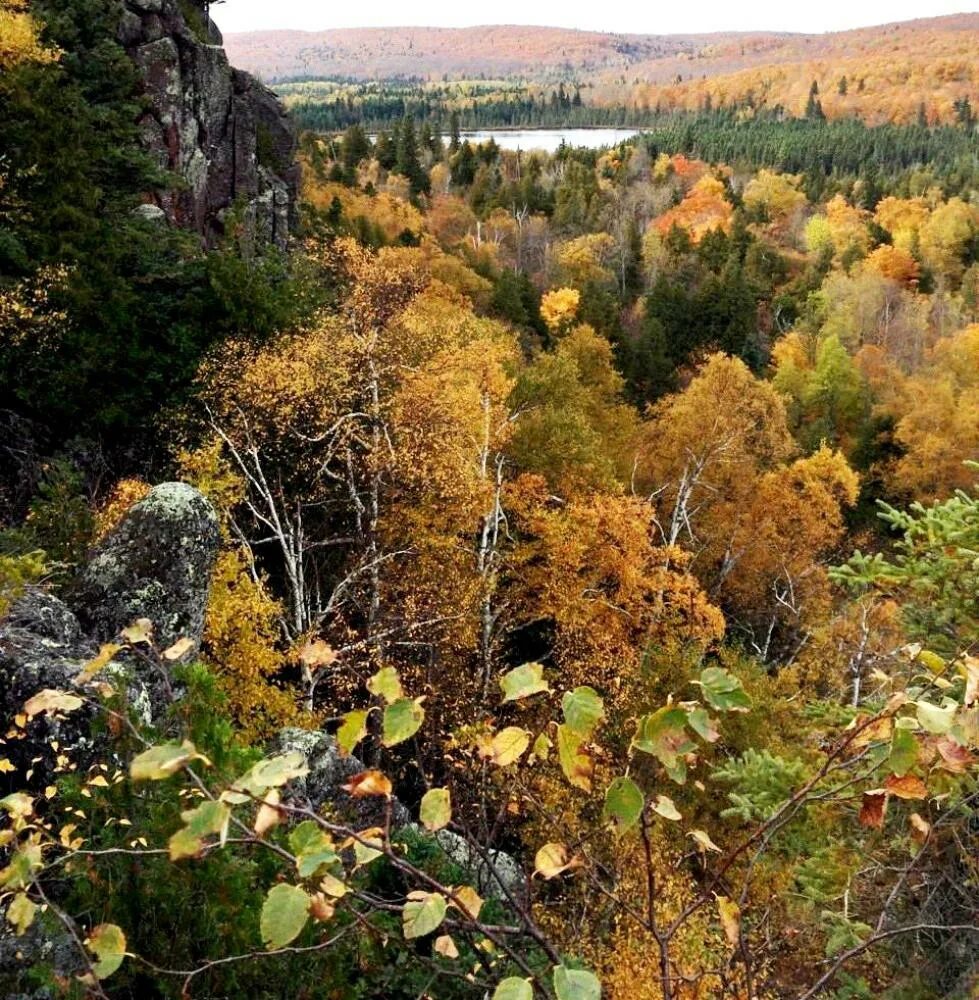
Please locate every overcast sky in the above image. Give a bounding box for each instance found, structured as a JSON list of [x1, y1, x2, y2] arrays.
[[215, 0, 973, 35]]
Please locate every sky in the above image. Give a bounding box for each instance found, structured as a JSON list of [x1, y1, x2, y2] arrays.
[[215, 0, 974, 35]]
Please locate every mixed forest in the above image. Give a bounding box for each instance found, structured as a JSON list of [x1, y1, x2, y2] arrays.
[[1, 2, 979, 999]]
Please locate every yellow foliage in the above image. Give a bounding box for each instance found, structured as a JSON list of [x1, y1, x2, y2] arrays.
[[93, 480, 151, 543], [554, 233, 615, 287], [540, 287, 581, 334], [203, 548, 307, 742], [889, 323, 979, 499], [0, 0, 59, 71]]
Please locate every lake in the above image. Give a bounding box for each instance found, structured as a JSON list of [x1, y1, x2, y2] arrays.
[[459, 128, 639, 152]]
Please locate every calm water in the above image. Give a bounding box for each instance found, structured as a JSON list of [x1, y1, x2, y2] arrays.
[[460, 128, 638, 152]]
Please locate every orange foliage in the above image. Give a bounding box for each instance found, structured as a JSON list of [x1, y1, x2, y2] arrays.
[[654, 176, 733, 243]]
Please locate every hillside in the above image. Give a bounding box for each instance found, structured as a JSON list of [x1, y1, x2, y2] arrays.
[[222, 23, 791, 83], [224, 14, 979, 125]]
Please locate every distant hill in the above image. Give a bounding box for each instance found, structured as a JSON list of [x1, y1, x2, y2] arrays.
[[223, 14, 979, 125], [221, 24, 792, 84]]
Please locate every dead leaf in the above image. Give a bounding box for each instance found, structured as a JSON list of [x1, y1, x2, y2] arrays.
[[341, 770, 392, 798], [434, 934, 459, 959], [884, 773, 927, 800], [716, 895, 741, 948], [909, 812, 931, 844], [162, 637, 195, 661], [689, 829, 722, 853], [299, 639, 338, 672], [859, 789, 888, 829]]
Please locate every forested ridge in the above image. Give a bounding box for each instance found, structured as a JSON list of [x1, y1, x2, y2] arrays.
[[1, 3, 979, 999]]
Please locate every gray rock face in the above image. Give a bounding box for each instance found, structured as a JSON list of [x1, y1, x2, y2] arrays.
[[275, 728, 528, 900], [120, 0, 300, 250], [276, 728, 412, 830], [75, 482, 219, 650], [1, 484, 218, 790], [434, 829, 527, 902]]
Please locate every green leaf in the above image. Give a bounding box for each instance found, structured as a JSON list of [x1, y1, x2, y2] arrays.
[[87, 923, 126, 979], [696, 667, 751, 713], [288, 820, 338, 877], [493, 978, 533, 1000], [603, 777, 644, 835], [915, 700, 956, 735], [367, 666, 403, 704], [553, 964, 602, 1000], [336, 709, 369, 756], [420, 788, 451, 831], [402, 891, 447, 939], [632, 707, 695, 783], [260, 884, 310, 948], [652, 794, 682, 821], [889, 721, 918, 776], [557, 724, 593, 791], [130, 741, 206, 781], [500, 662, 550, 703], [228, 752, 309, 801], [686, 706, 720, 743], [562, 687, 604, 737], [169, 799, 231, 860], [383, 697, 425, 746]]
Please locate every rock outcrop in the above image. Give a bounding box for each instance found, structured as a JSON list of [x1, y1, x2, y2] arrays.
[[119, 0, 300, 250], [75, 482, 220, 651], [0, 483, 219, 790]]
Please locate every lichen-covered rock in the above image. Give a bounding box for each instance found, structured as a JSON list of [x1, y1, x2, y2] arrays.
[[276, 728, 412, 829], [433, 829, 527, 901], [120, 0, 299, 250], [0, 589, 107, 795], [75, 482, 219, 650]]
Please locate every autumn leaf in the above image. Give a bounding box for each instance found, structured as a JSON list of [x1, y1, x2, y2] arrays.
[[716, 895, 741, 948], [367, 665, 403, 704], [499, 662, 550, 703], [434, 934, 459, 959], [6, 892, 36, 935], [382, 698, 425, 746], [935, 736, 974, 774], [309, 892, 335, 923], [556, 724, 593, 791], [561, 686, 604, 737], [342, 770, 392, 798], [120, 618, 153, 645], [23, 689, 83, 719], [254, 789, 282, 835], [130, 741, 208, 782], [909, 812, 931, 844], [689, 829, 722, 853], [162, 637, 195, 661], [480, 727, 530, 768], [652, 794, 682, 821], [603, 776, 644, 834], [534, 842, 576, 879], [298, 638, 337, 672], [86, 923, 126, 979], [336, 709, 369, 756], [402, 891, 447, 939], [449, 885, 483, 920], [420, 787, 451, 831], [859, 790, 888, 829], [260, 884, 310, 948], [884, 773, 927, 800]]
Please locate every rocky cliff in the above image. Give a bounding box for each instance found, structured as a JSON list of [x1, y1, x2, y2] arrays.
[[118, 0, 300, 250]]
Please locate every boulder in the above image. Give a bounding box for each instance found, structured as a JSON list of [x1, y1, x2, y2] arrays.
[[276, 728, 412, 830], [433, 828, 527, 902], [75, 482, 219, 650]]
